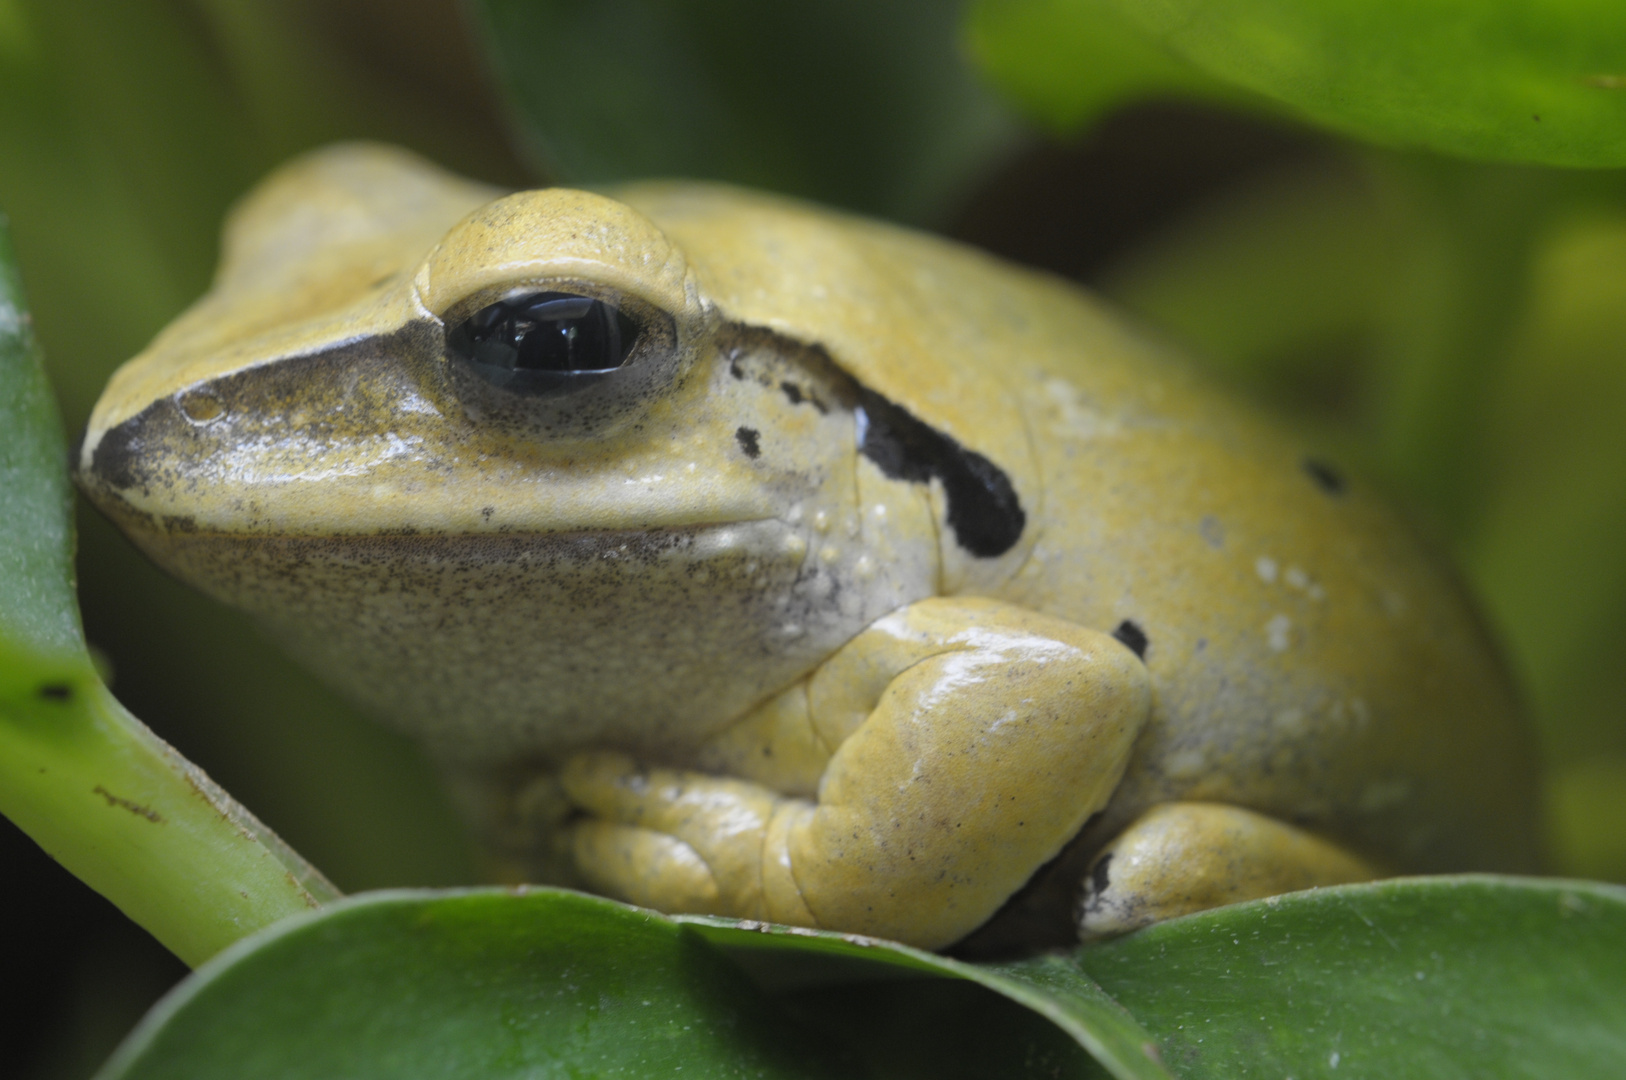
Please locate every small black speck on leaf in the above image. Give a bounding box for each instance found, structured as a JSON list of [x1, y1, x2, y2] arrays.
[[1112, 620, 1149, 660], [38, 683, 73, 702], [735, 426, 761, 459]]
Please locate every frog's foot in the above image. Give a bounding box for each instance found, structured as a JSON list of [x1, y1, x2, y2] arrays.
[[1077, 802, 1381, 938], [563, 596, 1152, 950]]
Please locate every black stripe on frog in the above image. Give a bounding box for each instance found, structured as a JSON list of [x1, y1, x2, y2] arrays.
[[855, 387, 1024, 558]]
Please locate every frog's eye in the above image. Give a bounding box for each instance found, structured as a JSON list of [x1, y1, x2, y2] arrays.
[[446, 291, 641, 393]]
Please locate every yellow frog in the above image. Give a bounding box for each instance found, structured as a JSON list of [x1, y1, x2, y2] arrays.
[[76, 145, 1540, 951]]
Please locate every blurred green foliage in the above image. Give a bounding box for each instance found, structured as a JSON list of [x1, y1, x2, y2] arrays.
[[473, 0, 1020, 223], [4, 0, 1626, 1074], [971, 0, 1626, 166]]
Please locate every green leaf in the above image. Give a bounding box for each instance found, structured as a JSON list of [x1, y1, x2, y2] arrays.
[[962, 0, 1246, 133], [0, 212, 81, 675], [466, 0, 1020, 223], [0, 222, 337, 967], [100, 888, 1174, 1080], [99, 890, 852, 1080], [100, 880, 1626, 1078], [1071, 876, 1626, 1078], [1103, 0, 1626, 166], [687, 919, 1171, 1080]]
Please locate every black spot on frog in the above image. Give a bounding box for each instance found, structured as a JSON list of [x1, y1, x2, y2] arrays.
[[1086, 852, 1113, 907], [1303, 458, 1346, 496], [1111, 620, 1149, 661], [780, 380, 828, 414]]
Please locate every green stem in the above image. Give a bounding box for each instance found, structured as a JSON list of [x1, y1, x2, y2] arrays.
[[1, 214, 336, 968], [0, 672, 339, 967]]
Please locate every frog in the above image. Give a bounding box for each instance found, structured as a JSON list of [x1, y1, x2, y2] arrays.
[[75, 144, 1542, 952]]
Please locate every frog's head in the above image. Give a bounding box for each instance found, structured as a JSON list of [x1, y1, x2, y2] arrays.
[[73, 145, 1031, 760], [77, 156, 749, 541]]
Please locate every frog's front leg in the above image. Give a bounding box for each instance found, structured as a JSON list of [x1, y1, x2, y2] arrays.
[[1077, 802, 1381, 938], [562, 596, 1151, 949]]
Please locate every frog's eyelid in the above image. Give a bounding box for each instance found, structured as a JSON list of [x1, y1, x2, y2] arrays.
[[431, 277, 662, 327]]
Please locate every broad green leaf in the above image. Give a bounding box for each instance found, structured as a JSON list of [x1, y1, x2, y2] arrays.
[[100, 888, 1172, 1080], [1072, 876, 1626, 1078], [772, 978, 1113, 1080], [467, 0, 1021, 223], [963, 0, 1247, 133], [1103, 0, 1626, 166], [0, 224, 337, 967], [687, 919, 1171, 1080], [0, 213, 80, 674], [99, 880, 1626, 1079], [98, 890, 851, 1080]]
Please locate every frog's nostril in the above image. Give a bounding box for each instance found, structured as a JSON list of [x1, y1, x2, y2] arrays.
[[177, 388, 226, 423]]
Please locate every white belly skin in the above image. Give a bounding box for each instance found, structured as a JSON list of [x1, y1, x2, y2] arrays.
[[141, 514, 933, 765]]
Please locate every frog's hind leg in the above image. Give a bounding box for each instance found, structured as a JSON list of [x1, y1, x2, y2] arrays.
[[1077, 802, 1380, 938], [562, 596, 1152, 950]]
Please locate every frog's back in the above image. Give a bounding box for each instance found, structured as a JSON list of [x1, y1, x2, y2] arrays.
[[620, 182, 1541, 876]]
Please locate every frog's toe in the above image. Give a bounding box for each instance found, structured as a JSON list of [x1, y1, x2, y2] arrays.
[[571, 821, 721, 913], [1078, 802, 1380, 938], [562, 597, 1155, 950], [560, 751, 815, 924]]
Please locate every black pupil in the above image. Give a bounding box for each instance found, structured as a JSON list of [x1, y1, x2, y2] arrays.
[[448, 292, 638, 379]]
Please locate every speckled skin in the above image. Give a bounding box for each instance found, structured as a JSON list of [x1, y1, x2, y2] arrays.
[[77, 145, 1540, 950]]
